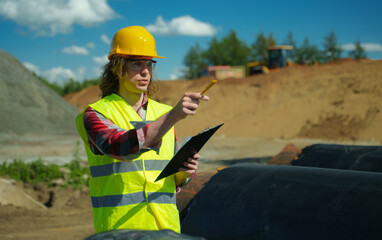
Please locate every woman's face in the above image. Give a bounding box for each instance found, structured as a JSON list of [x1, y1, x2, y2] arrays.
[[120, 56, 156, 94]]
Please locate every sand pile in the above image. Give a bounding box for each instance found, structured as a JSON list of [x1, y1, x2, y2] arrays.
[[65, 59, 382, 142], [0, 50, 79, 135]]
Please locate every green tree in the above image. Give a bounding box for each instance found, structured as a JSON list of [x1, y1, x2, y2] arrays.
[[348, 40, 367, 59], [283, 31, 297, 48], [32, 71, 100, 96], [295, 37, 322, 64], [82, 78, 100, 89], [283, 31, 298, 62], [183, 42, 206, 79], [250, 31, 276, 64], [204, 37, 224, 66], [63, 78, 82, 95], [204, 30, 250, 67], [220, 30, 250, 66], [323, 30, 342, 62]]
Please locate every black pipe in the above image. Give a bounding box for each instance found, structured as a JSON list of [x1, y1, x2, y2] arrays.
[[292, 144, 382, 173], [181, 164, 382, 240]]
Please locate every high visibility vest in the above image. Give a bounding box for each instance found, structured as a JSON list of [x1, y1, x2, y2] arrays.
[[75, 94, 180, 233]]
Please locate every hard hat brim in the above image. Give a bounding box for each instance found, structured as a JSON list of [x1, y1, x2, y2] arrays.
[[108, 53, 165, 60]]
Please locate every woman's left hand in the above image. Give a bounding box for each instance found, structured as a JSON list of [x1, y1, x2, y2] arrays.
[[179, 152, 199, 175]]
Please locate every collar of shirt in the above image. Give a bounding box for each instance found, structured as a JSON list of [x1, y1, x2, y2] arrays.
[[136, 93, 148, 120], [137, 93, 148, 112]]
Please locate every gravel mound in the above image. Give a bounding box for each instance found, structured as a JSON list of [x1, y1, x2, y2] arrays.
[[0, 49, 79, 135]]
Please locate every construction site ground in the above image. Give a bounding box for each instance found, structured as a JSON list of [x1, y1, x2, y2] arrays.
[[1, 134, 374, 240], [1, 58, 382, 240]]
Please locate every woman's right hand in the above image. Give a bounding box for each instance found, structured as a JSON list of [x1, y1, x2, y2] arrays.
[[172, 92, 210, 120]]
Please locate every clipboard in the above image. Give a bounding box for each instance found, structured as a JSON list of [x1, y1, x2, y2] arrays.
[[155, 123, 224, 182]]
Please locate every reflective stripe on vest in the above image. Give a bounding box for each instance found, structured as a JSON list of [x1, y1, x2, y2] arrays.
[[91, 191, 176, 208], [90, 159, 169, 178]]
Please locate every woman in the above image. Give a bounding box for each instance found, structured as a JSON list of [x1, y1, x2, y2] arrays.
[[76, 26, 209, 234]]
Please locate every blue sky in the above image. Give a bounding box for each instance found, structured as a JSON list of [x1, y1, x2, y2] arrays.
[[1, 0, 381, 84]]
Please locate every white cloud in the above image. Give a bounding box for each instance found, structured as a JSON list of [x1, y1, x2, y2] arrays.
[[92, 54, 109, 76], [0, 0, 120, 36], [76, 66, 87, 79], [24, 62, 90, 84], [44, 66, 91, 84], [43, 66, 76, 84], [23, 62, 40, 75], [92, 67, 103, 77], [341, 42, 382, 52], [169, 74, 178, 80], [168, 67, 184, 80], [145, 15, 218, 36], [341, 44, 356, 51], [101, 34, 111, 45], [92, 55, 109, 65], [362, 43, 382, 52], [62, 45, 89, 55], [86, 42, 95, 48]]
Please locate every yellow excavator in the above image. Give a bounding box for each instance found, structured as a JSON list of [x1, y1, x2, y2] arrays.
[[247, 45, 294, 75]]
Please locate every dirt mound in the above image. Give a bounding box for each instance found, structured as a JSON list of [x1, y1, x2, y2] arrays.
[[0, 49, 79, 135], [66, 59, 382, 142], [0, 178, 47, 210], [0, 180, 94, 240]]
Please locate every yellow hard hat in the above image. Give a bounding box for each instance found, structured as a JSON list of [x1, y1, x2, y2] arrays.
[[108, 26, 165, 60]]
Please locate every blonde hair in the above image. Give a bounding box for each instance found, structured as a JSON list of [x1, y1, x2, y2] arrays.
[[99, 56, 158, 98]]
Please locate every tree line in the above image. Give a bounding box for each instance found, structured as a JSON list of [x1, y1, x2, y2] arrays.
[[34, 30, 367, 95], [33, 72, 99, 96], [183, 30, 367, 79]]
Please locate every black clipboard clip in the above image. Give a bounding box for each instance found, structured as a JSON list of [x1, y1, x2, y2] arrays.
[[155, 123, 224, 182]]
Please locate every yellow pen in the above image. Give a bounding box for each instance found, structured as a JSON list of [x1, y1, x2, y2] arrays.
[[201, 79, 218, 95]]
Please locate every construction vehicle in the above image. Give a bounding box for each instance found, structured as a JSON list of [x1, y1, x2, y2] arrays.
[[247, 45, 294, 75]]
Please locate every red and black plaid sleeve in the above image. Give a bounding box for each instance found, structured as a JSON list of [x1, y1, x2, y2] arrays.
[[83, 107, 149, 161]]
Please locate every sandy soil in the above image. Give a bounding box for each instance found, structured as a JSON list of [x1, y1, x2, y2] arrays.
[[0, 186, 93, 240], [1, 59, 381, 240]]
